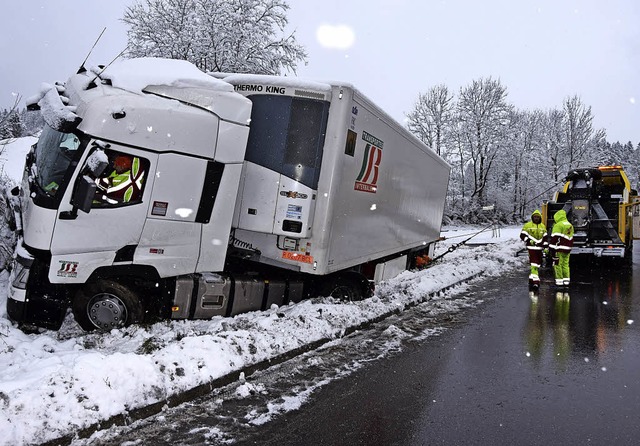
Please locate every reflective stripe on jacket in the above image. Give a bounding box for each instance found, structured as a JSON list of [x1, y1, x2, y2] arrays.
[[520, 210, 548, 251], [550, 209, 574, 252]]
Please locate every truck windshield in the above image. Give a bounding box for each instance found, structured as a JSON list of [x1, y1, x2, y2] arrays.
[[244, 95, 329, 189], [33, 125, 85, 198]]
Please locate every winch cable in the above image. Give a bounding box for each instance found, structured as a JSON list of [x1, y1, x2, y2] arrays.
[[426, 222, 500, 267], [426, 177, 570, 267]]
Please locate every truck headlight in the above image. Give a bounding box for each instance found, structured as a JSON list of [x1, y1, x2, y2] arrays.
[[10, 262, 30, 290]]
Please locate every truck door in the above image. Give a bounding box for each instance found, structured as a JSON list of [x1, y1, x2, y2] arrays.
[[49, 145, 156, 281]]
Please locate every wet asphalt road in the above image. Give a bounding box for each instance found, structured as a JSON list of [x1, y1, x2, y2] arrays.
[[81, 248, 640, 446], [237, 251, 640, 446]]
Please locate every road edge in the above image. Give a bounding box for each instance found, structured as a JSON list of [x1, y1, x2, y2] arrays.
[[40, 271, 484, 446]]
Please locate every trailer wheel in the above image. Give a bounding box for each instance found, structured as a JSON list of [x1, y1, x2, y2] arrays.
[[318, 274, 367, 302], [72, 280, 144, 331]]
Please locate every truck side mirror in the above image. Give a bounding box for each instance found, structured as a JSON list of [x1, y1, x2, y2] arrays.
[[72, 175, 96, 213], [60, 175, 96, 220]]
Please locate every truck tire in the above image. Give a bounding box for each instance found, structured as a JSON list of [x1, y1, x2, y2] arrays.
[[317, 274, 367, 301], [72, 279, 144, 331]]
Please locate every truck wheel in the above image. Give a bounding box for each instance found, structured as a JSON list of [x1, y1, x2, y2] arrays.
[[72, 280, 144, 331], [318, 274, 366, 301]]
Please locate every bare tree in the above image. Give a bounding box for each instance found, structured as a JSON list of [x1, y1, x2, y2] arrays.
[[456, 77, 511, 206], [406, 84, 453, 156], [123, 0, 307, 74]]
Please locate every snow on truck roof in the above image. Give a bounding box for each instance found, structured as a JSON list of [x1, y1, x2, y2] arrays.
[[99, 59, 349, 96], [99, 57, 235, 94], [26, 58, 240, 130]]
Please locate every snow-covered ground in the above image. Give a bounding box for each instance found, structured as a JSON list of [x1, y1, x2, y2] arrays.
[[0, 137, 526, 445], [0, 136, 36, 185]]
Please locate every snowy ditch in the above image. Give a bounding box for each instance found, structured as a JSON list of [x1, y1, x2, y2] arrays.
[[0, 227, 524, 446]]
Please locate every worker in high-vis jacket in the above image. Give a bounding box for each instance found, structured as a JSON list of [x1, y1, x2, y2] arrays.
[[520, 209, 548, 289], [96, 154, 145, 204], [549, 209, 574, 287]]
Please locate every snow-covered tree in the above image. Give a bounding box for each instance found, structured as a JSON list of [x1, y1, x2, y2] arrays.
[[406, 84, 453, 156], [540, 108, 565, 183], [626, 142, 640, 190], [123, 0, 307, 74], [19, 108, 44, 137], [497, 109, 547, 220], [441, 115, 470, 220], [0, 96, 22, 271], [1, 112, 23, 140], [0, 95, 24, 140], [562, 95, 594, 170], [406, 83, 628, 223], [584, 128, 607, 165], [1, 111, 24, 139], [0, 111, 8, 140], [455, 77, 511, 207], [599, 140, 640, 189]]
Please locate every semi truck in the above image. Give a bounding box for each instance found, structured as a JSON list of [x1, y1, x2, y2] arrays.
[[5, 57, 450, 332], [542, 166, 639, 262]]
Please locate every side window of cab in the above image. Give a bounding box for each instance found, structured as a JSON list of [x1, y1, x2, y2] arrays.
[[93, 150, 149, 207]]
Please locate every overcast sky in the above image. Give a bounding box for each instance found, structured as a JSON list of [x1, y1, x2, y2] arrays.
[[1, 0, 638, 143]]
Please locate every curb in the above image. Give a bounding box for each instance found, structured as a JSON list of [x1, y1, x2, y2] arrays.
[[40, 271, 484, 446]]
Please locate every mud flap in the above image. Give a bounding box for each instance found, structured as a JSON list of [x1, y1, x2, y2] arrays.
[[18, 294, 68, 330]]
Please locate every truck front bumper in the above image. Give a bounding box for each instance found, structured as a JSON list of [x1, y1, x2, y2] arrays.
[[6, 251, 69, 330], [7, 254, 31, 322], [571, 246, 625, 258]]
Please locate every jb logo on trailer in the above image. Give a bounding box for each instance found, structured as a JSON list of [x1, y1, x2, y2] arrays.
[[354, 131, 384, 193]]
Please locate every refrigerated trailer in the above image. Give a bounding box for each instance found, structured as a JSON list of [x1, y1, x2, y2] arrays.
[[5, 58, 450, 332]]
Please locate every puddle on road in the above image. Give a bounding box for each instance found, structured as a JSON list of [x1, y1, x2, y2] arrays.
[[524, 261, 638, 369]]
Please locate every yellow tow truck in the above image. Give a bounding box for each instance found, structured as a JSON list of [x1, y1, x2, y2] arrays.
[[542, 166, 640, 262]]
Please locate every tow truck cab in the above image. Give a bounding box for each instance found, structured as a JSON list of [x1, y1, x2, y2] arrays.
[[542, 166, 639, 260]]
